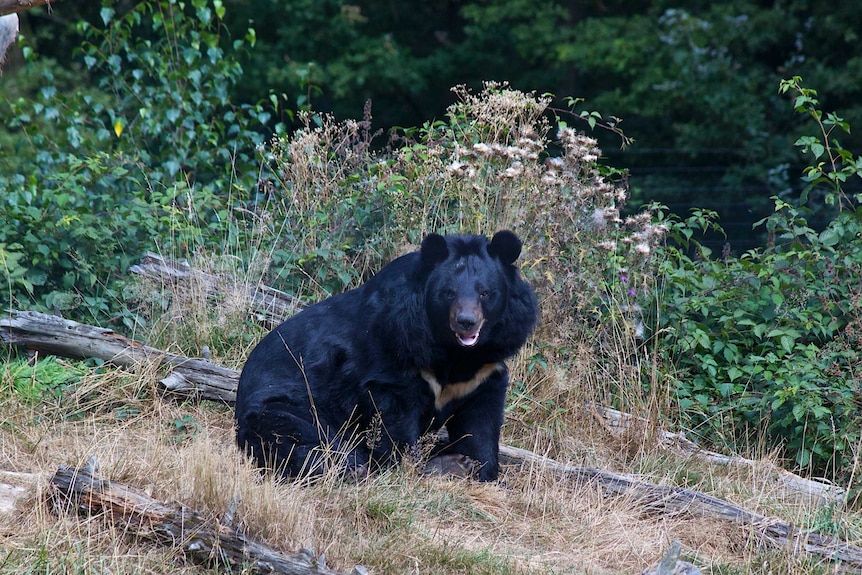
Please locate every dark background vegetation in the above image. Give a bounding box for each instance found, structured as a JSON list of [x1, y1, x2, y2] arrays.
[[7, 0, 862, 251]]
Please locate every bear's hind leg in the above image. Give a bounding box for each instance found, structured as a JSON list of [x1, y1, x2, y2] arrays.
[[237, 401, 370, 480]]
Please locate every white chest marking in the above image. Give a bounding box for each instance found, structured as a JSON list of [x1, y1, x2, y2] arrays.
[[421, 363, 503, 410]]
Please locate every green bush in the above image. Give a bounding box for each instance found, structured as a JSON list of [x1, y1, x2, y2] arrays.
[[0, 0, 265, 326], [656, 78, 862, 476]]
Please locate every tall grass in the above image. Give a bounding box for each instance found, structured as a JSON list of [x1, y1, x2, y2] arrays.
[[134, 81, 669, 435], [249, 83, 670, 439]]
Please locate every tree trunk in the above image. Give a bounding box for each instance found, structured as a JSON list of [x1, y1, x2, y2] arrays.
[[498, 443, 862, 571], [587, 403, 845, 504], [6, 309, 862, 571], [0, 310, 239, 403], [48, 461, 366, 575], [129, 252, 304, 329]]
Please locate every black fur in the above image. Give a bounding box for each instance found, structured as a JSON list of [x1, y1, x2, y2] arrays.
[[234, 230, 538, 481]]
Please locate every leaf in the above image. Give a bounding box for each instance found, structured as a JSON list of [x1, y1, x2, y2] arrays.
[[25, 268, 48, 287], [753, 324, 767, 338], [113, 119, 124, 138], [792, 403, 806, 422], [811, 142, 825, 159], [337, 270, 353, 288], [818, 227, 840, 247], [717, 382, 734, 398], [164, 160, 181, 176], [100, 6, 115, 26]]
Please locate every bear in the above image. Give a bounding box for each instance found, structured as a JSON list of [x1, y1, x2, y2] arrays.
[[234, 230, 538, 482]]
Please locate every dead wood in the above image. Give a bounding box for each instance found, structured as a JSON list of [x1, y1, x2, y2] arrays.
[[0, 310, 239, 403], [497, 444, 862, 572], [48, 460, 365, 575], [0, 0, 58, 16], [0, 470, 42, 515], [129, 252, 303, 328], [588, 403, 846, 504]]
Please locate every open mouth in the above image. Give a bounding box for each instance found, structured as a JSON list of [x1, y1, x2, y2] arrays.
[[454, 328, 481, 347]]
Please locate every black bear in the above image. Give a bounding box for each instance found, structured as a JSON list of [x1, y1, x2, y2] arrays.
[[234, 230, 538, 481]]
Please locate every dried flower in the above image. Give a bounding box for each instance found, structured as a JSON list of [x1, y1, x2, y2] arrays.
[[501, 162, 523, 179], [473, 142, 492, 156], [447, 160, 468, 174]]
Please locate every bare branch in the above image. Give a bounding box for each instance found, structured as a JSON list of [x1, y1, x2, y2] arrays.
[[0, 0, 60, 17]]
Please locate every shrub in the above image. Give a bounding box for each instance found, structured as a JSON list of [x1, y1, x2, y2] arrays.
[[0, 0, 265, 327], [1, 355, 88, 405], [254, 83, 666, 428], [656, 77, 862, 477]]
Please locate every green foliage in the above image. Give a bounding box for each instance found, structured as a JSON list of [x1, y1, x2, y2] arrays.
[[657, 79, 862, 475], [189, 0, 862, 257], [2, 356, 88, 404], [77, 0, 264, 183], [14, 0, 862, 256], [780, 76, 862, 211], [0, 0, 264, 326], [168, 414, 202, 443]]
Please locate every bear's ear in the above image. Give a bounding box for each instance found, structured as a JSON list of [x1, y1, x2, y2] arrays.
[[420, 233, 449, 268], [488, 230, 522, 265]]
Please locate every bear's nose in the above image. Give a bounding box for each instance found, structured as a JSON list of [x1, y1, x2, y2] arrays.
[[455, 313, 478, 332]]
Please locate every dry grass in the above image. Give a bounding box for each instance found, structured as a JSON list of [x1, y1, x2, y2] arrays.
[[1, 352, 855, 575]]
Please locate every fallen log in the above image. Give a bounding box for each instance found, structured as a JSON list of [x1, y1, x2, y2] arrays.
[[0, 470, 42, 514], [588, 403, 846, 504], [0, 310, 848, 504], [498, 444, 862, 571], [48, 460, 365, 575], [0, 13, 16, 68], [0, 310, 239, 403], [129, 252, 303, 328]]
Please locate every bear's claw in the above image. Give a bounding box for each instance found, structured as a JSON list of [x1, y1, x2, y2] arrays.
[[420, 453, 479, 478]]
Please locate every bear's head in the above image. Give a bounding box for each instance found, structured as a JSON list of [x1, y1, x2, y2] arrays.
[[420, 230, 524, 349]]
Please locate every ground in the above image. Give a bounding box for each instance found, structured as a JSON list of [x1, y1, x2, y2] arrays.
[[0, 355, 847, 575]]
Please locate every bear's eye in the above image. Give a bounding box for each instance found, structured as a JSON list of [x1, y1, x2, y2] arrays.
[[442, 289, 456, 301], [479, 290, 492, 300]]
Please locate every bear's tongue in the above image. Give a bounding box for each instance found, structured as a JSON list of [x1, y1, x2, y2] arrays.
[[456, 330, 480, 347]]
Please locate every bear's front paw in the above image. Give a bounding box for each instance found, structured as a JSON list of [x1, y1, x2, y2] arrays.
[[346, 462, 370, 483], [420, 453, 479, 478]]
